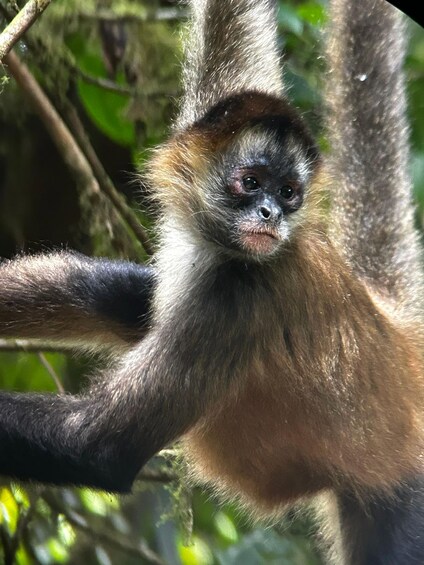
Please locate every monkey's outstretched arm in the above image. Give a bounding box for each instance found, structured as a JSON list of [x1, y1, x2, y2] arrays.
[[0, 286, 241, 491], [0, 336, 199, 492], [0, 252, 155, 352]]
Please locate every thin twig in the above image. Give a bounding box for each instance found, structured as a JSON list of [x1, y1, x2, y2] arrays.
[[78, 7, 188, 24], [78, 70, 134, 95], [42, 492, 166, 565], [37, 352, 65, 393], [0, 3, 171, 100], [3, 50, 153, 255], [60, 100, 154, 255], [0, 0, 53, 62], [77, 70, 177, 99], [3, 50, 102, 199], [0, 338, 71, 353]]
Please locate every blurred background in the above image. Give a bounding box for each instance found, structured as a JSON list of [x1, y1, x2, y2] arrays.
[[0, 1, 423, 563]]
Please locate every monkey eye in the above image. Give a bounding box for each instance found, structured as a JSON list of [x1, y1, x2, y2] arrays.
[[280, 185, 295, 199], [242, 176, 260, 191]]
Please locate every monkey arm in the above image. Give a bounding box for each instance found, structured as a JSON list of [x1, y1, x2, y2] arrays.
[[0, 317, 225, 491], [326, 0, 424, 561], [0, 340, 187, 491], [178, 0, 284, 129], [0, 392, 131, 491], [0, 252, 156, 353], [326, 0, 422, 314]]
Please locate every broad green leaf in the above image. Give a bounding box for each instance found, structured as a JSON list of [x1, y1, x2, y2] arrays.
[[66, 33, 135, 147]]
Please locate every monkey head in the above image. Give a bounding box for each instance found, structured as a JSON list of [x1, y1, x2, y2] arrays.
[[149, 92, 321, 261]]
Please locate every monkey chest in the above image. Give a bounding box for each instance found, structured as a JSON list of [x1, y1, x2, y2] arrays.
[[184, 375, 332, 510]]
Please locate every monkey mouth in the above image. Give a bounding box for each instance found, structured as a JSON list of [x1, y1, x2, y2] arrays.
[[239, 227, 281, 255]]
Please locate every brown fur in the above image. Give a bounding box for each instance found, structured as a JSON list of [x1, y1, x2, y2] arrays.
[[183, 230, 424, 514], [147, 81, 424, 519]]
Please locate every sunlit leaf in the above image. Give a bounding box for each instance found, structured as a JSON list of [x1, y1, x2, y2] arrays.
[[11, 485, 30, 509], [57, 515, 76, 547], [80, 490, 119, 516], [0, 487, 19, 534], [46, 538, 69, 563], [214, 512, 238, 544], [16, 544, 31, 565], [297, 1, 327, 26], [178, 535, 214, 565]]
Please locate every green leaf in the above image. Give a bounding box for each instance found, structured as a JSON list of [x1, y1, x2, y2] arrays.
[[16, 544, 31, 565], [0, 487, 19, 534], [80, 490, 119, 516], [214, 512, 238, 544], [46, 538, 69, 563], [66, 33, 135, 147], [178, 535, 214, 565], [297, 2, 327, 26], [57, 515, 76, 548], [77, 80, 135, 147]]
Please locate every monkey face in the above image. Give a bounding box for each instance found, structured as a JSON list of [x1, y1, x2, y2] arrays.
[[148, 92, 320, 263], [196, 126, 318, 261], [227, 157, 304, 257]]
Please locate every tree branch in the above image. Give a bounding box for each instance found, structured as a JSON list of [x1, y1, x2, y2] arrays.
[[59, 100, 154, 255], [77, 7, 188, 24], [3, 50, 102, 199], [0, 0, 53, 62], [0, 338, 72, 353], [3, 50, 153, 255]]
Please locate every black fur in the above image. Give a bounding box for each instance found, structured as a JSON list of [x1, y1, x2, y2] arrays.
[[339, 480, 424, 564], [0, 393, 144, 492], [70, 258, 156, 332], [0, 257, 157, 491]]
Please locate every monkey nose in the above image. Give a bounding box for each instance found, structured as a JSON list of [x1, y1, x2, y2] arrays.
[[258, 203, 282, 222]]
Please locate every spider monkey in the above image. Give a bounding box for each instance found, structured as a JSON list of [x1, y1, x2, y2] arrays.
[[0, 0, 423, 563]]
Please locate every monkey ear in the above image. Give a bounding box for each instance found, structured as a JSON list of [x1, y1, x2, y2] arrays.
[[177, 0, 284, 129]]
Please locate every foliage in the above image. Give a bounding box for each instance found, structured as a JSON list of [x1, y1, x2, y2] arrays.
[[0, 1, 423, 564]]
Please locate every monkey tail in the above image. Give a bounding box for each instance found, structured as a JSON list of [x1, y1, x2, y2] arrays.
[[177, 0, 284, 129], [325, 0, 423, 315]]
